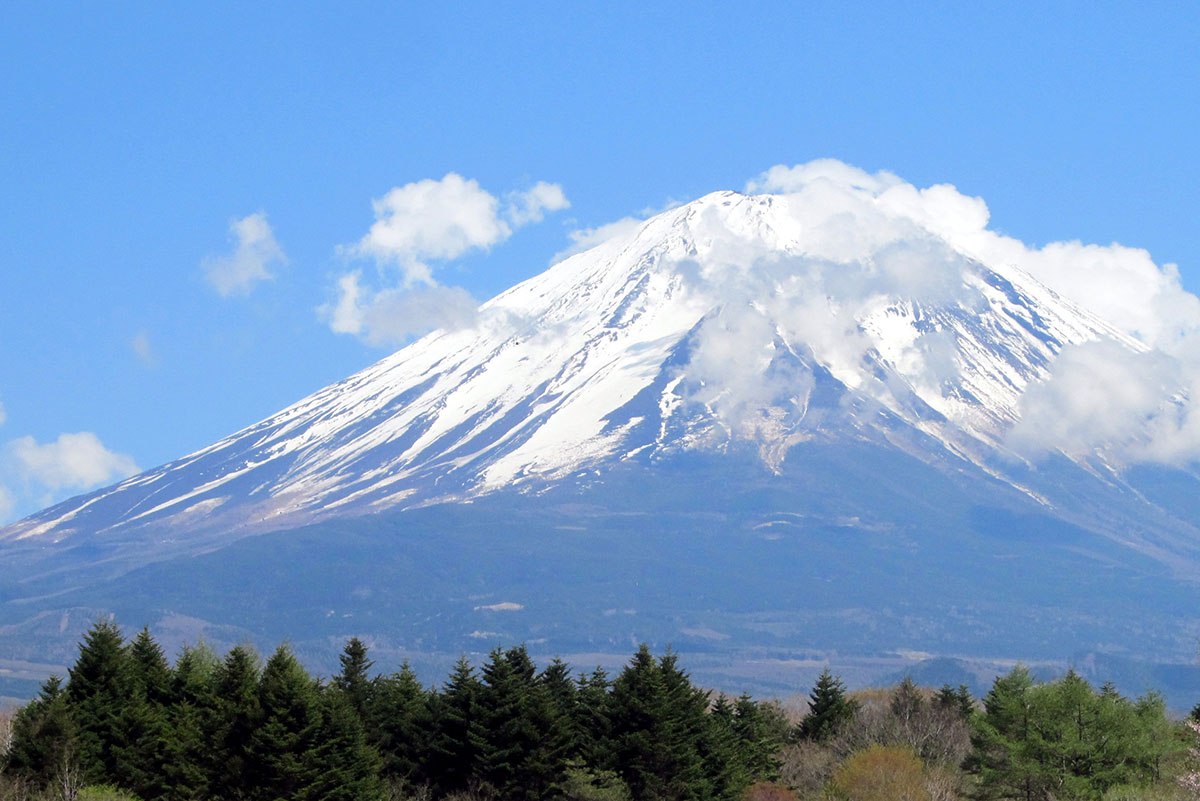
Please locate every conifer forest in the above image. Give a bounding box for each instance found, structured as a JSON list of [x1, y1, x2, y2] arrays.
[[1, 622, 1197, 801]]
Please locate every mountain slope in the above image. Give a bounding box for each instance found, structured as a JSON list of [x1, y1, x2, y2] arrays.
[[0, 190, 1152, 553], [6, 177, 1200, 703]]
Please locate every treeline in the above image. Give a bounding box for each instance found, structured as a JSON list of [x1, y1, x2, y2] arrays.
[[0, 622, 786, 801], [0, 621, 1194, 801], [778, 668, 1185, 801]]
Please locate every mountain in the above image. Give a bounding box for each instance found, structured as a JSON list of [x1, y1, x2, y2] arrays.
[[5, 180, 1200, 704]]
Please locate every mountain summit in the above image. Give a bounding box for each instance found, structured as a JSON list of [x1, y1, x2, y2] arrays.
[[0, 178, 1155, 547], [5, 162, 1200, 701]]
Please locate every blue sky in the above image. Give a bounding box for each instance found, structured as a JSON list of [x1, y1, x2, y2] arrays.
[[1, 1, 1198, 522]]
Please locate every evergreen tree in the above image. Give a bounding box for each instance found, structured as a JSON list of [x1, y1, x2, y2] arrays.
[[304, 691, 384, 801], [575, 666, 614, 771], [609, 645, 707, 801], [127, 627, 172, 704], [113, 627, 172, 799], [210, 644, 262, 801], [732, 694, 782, 782], [367, 661, 430, 785], [700, 695, 748, 801], [797, 668, 856, 742], [4, 675, 77, 788], [476, 646, 569, 801], [247, 643, 321, 801], [970, 665, 1036, 801], [334, 638, 375, 721], [969, 667, 1174, 800], [541, 657, 580, 753], [163, 642, 221, 801], [426, 656, 485, 794], [66, 619, 130, 785]]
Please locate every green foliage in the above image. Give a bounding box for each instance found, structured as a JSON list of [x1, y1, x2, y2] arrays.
[[67, 620, 130, 785], [209, 643, 262, 801], [305, 692, 384, 801], [971, 666, 1180, 800], [933, 683, 973, 719], [161, 643, 219, 801], [609, 645, 711, 801], [248, 643, 321, 800], [334, 638, 375, 720], [575, 667, 613, 771], [561, 763, 632, 801], [368, 661, 429, 783], [425, 656, 485, 795], [78, 784, 143, 801], [28, 626, 1186, 801], [798, 668, 857, 743], [828, 744, 929, 801], [4, 675, 76, 788]]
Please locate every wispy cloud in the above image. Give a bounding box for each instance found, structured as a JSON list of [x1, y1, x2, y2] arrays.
[[203, 212, 286, 297], [506, 181, 570, 226], [325, 272, 478, 346], [552, 216, 643, 263], [131, 330, 155, 367]]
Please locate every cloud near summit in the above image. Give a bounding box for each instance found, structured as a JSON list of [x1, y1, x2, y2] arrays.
[[740, 159, 1200, 466]]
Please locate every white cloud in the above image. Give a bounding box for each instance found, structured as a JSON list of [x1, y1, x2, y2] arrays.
[[355, 173, 509, 284], [746, 158, 904, 195], [353, 173, 567, 284], [552, 216, 644, 263], [738, 159, 1200, 466], [203, 212, 286, 297], [331, 173, 565, 346], [8, 432, 138, 491], [323, 272, 478, 346], [131, 330, 155, 367], [0, 484, 13, 521], [1009, 342, 1194, 463], [506, 181, 570, 226]]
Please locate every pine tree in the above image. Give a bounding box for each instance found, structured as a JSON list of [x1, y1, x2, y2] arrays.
[[658, 650, 709, 799], [426, 656, 485, 794], [304, 691, 384, 801], [476, 646, 568, 801], [701, 695, 748, 801], [574, 666, 613, 771], [368, 661, 429, 784], [210, 644, 262, 801], [163, 642, 221, 801], [247, 643, 321, 801], [609, 645, 708, 801], [66, 619, 130, 785], [113, 627, 172, 799], [4, 675, 77, 788], [732, 694, 782, 782], [970, 665, 1040, 801], [540, 657, 580, 749], [797, 668, 856, 742], [334, 638, 375, 720]]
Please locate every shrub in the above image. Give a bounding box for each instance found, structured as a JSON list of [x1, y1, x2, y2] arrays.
[[777, 740, 838, 798], [828, 745, 928, 801], [78, 787, 141, 801]]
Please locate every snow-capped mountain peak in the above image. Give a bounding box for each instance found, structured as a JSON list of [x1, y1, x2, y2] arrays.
[[0, 186, 1143, 545]]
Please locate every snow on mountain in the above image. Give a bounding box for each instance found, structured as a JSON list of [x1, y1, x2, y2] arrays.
[[0, 184, 1151, 548]]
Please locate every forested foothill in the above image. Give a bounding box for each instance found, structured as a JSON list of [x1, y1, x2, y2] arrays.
[[0, 623, 1197, 801]]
